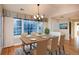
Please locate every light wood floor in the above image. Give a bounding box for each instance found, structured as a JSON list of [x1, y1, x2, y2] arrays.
[[1, 45, 23, 55], [1, 39, 79, 55], [64, 39, 79, 55]]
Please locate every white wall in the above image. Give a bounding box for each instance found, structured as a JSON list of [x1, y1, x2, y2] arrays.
[[0, 17, 3, 54], [48, 18, 69, 40], [3, 17, 22, 47], [0, 5, 3, 54]]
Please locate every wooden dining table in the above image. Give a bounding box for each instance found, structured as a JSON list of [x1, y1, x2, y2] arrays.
[[20, 35, 60, 54], [21, 35, 59, 46], [21, 36, 47, 44], [20, 35, 50, 54]]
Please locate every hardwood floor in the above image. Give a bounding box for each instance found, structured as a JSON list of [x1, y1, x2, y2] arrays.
[[1, 45, 22, 55], [64, 39, 79, 55], [1, 39, 79, 55]]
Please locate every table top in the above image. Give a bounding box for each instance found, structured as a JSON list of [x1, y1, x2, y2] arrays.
[[20, 35, 60, 45], [21, 36, 49, 45]]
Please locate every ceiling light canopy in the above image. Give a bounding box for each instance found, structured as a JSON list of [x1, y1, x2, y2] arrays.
[[34, 4, 44, 20]]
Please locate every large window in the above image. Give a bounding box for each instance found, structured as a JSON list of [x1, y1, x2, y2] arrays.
[[14, 19, 43, 35], [24, 20, 37, 34], [14, 19, 22, 35]]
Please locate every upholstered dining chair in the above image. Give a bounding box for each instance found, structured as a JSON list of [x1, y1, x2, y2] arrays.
[[31, 32, 39, 37], [58, 35, 65, 54], [21, 33, 28, 38], [47, 36, 59, 55], [32, 39, 48, 55]]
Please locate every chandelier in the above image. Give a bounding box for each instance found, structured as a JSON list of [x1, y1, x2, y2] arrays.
[[34, 4, 44, 20]]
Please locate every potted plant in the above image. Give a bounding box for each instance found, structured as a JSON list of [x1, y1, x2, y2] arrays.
[[44, 27, 50, 35]]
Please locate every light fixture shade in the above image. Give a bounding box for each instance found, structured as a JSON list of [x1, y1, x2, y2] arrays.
[[41, 15, 44, 18], [37, 14, 39, 17], [34, 4, 44, 20], [34, 15, 36, 19]]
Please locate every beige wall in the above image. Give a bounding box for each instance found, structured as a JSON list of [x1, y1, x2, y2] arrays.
[[3, 17, 14, 47], [3, 17, 22, 47]]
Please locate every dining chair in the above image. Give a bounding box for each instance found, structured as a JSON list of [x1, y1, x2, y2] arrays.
[[58, 35, 65, 54], [31, 32, 39, 37], [32, 39, 48, 55], [21, 33, 28, 38], [47, 36, 59, 55], [31, 32, 36, 36]]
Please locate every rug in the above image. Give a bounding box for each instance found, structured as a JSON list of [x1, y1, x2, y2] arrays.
[[15, 47, 65, 55]]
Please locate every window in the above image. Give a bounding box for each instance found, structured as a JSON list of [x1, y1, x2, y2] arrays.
[[14, 19, 22, 35], [24, 20, 37, 34], [37, 22, 43, 33], [14, 18, 43, 35]]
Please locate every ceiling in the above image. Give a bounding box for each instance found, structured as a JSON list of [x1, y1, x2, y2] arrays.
[[2, 4, 79, 18]]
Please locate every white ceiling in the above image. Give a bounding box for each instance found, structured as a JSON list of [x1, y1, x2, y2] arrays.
[[2, 4, 79, 18]]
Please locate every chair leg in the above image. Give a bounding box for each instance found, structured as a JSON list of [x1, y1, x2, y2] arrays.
[[49, 52, 52, 55], [23, 46, 28, 54], [57, 47, 60, 55], [59, 47, 61, 54], [63, 46, 65, 54], [23, 45, 32, 55], [48, 51, 52, 55], [56, 50, 57, 55]]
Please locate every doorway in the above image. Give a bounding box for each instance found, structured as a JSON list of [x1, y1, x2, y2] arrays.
[[74, 22, 79, 48]]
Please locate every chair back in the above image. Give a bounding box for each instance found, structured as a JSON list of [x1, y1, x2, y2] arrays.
[[60, 35, 65, 46], [51, 36, 58, 51], [21, 33, 28, 38], [35, 39, 48, 55]]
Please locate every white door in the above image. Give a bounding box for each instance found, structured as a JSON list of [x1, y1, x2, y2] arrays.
[[0, 16, 3, 54]]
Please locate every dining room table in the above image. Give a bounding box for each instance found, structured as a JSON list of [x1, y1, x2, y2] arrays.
[[20, 35, 50, 51], [20, 34, 60, 54]]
